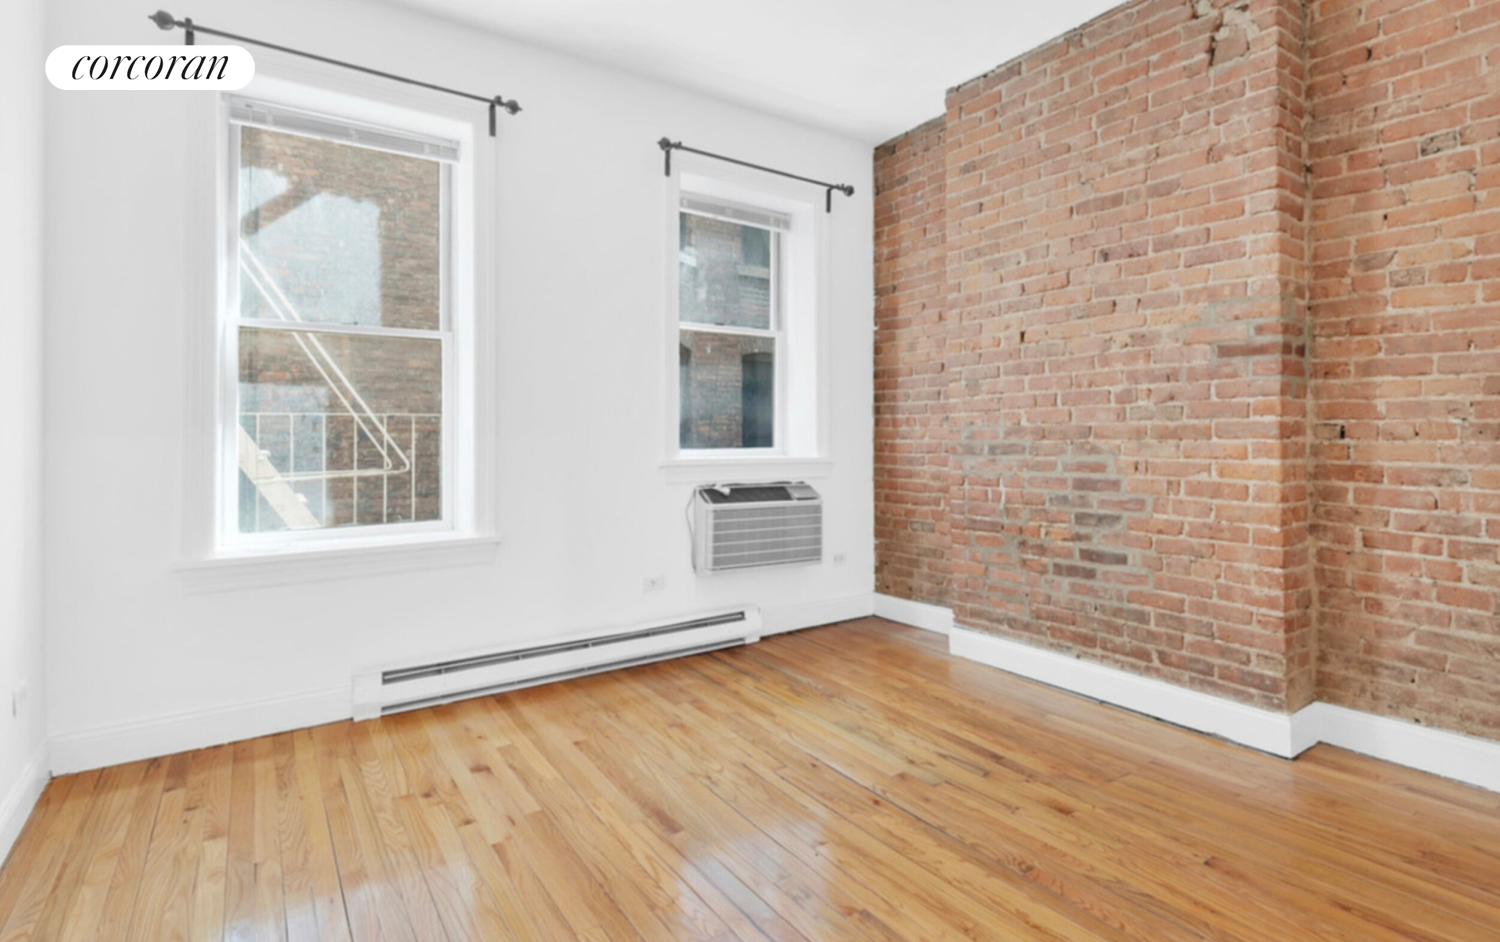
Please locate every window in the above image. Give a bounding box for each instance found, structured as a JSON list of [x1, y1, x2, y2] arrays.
[[676, 195, 789, 452], [221, 97, 464, 547]]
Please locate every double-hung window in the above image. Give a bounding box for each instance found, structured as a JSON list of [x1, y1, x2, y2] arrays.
[[222, 96, 463, 547], [676, 194, 789, 453], [668, 168, 827, 467]]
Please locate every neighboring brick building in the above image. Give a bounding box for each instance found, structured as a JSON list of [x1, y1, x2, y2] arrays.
[[678, 212, 777, 449], [875, 0, 1500, 738]]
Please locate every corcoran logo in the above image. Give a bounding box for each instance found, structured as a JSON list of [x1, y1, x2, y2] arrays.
[[45, 44, 254, 90]]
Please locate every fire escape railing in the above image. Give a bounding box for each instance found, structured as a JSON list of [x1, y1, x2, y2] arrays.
[[238, 243, 413, 481]]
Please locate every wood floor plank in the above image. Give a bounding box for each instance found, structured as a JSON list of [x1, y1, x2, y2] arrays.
[[309, 723, 400, 942], [284, 729, 353, 942], [123, 774, 200, 942], [341, 722, 446, 942], [500, 689, 785, 942], [51, 761, 157, 942], [469, 727, 646, 940], [0, 770, 104, 942], [421, 701, 600, 941], [9, 762, 146, 942], [186, 743, 234, 942], [82, 757, 173, 942], [5, 619, 1500, 942]]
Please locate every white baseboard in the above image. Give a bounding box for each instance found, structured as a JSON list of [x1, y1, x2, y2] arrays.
[[943, 622, 1500, 792], [950, 627, 1305, 757], [0, 739, 50, 869], [49, 686, 349, 776], [1299, 701, 1500, 794], [762, 592, 875, 636], [873, 593, 953, 635], [41, 598, 1497, 795]]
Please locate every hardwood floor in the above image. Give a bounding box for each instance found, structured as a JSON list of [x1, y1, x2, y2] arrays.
[[4, 618, 1500, 941]]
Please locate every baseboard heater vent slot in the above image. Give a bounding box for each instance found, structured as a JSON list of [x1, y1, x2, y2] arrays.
[[353, 607, 761, 720]]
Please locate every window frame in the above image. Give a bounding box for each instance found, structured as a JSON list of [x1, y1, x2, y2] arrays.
[[664, 158, 830, 470], [190, 69, 491, 567], [222, 112, 457, 548]]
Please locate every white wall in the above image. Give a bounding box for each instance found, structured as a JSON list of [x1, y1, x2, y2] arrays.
[[43, 0, 874, 771], [0, 0, 50, 858]]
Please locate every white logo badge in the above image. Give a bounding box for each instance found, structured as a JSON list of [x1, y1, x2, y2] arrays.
[[46, 45, 254, 90]]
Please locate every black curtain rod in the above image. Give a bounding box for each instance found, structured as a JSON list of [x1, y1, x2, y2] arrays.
[[658, 138, 854, 213], [147, 10, 521, 136]]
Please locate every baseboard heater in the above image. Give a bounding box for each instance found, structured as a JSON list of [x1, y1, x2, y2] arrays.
[[352, 607, 761, 720]]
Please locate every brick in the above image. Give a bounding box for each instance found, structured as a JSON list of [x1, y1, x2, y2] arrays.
[[875, 0, 1500, 738]]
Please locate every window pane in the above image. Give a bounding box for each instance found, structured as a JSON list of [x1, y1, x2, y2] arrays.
[[679, 330, 774, 449], [239, 127, 441, 331], [679, 212, 772, 330], [237, 327, 442, 532]]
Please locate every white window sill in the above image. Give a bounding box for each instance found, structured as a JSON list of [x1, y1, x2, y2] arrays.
[[659, 455, 832, 484], [174, 533, 502, 593]]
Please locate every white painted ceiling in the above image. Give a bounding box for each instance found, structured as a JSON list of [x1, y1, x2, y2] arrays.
[[380, 0, 1127, 144]]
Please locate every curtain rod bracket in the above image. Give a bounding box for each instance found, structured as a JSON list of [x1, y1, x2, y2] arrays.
[[657, 137, 852, 212], [658, 137, 679, 177], [147, 11, 521, 133], [488, 97, 520, 136]]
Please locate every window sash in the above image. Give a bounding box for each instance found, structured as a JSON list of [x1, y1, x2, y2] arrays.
[[676, 199, 787, 454], [677, 326, 784, 454], [678, 212, 782, 334], [235, 318, 444, 341], [220, 107, 456, 547]]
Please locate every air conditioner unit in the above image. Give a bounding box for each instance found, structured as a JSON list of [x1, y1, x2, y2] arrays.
[[352, 607, 761, 720], [692, 482, 823, 572]]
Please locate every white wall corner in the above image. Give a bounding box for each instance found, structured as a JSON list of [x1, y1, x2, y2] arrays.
[[48, 687, 349, 776], [762, 593, 875, 636], [873, 593, 954, 635], [0, 739, 50, 869], [948, 626, 1302, 757]]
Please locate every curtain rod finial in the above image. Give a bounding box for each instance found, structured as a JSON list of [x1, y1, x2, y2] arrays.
[[148, 9, 177, 30], [658, 137, 677, 152]]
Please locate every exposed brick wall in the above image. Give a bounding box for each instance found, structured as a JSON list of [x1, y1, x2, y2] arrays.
[[1307, 0, 1500, 738], [943, 0, 1312, 711], [876, 0, 1500, 735], [874, 117, 952, 605]]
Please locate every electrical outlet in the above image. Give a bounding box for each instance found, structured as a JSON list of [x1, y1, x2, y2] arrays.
[[642, 575, 665, 592], [832, 553, 847, 566], [11, 681, 27, 720]]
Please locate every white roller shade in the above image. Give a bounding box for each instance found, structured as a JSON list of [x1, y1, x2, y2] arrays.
[[227, 96, 460, 163], [680, 194, 791, 232]]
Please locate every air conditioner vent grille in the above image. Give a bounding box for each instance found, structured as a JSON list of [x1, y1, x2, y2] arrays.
[[692, 483, 823, 572]]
